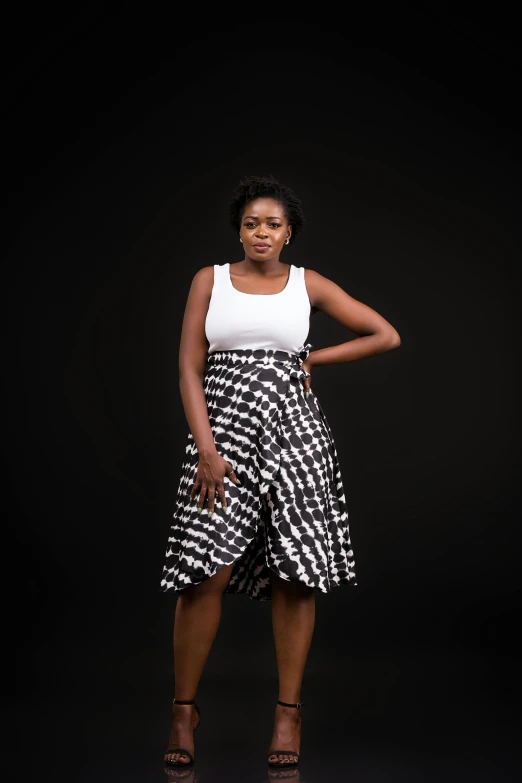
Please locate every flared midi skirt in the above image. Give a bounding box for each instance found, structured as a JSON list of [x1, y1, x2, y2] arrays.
[[160, 344, 357, 600]]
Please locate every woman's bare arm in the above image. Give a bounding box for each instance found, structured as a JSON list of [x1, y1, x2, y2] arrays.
[[178, 266, 239, 514], [304, 269, 401, 368], [178, 266, 217, 456]]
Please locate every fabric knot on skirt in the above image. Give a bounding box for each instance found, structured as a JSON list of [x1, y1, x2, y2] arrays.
[[290, 342, 313, 382]]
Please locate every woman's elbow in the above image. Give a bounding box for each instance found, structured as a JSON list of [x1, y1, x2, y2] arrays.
[[179, 365, 205, 384], [390, 331, 401, 348], [384, 329, 401, 349]]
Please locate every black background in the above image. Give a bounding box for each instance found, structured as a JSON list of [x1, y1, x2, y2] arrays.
[[8, 10, 521, 782]]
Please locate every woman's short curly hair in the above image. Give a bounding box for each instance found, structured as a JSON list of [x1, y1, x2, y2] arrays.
[[228, 175, 305, 246]]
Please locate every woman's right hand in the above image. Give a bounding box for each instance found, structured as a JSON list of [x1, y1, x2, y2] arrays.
[[189, 451, 241, 516]]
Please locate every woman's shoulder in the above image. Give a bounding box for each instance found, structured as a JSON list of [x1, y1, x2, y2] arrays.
[[303, 267, 344, 312], [303, 267, 337, 286], [303, 267, 328, 288], [187, 265, 216, 300], [192, 264, 215, 281]]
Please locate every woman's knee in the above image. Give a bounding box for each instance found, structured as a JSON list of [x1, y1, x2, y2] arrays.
[[181, 562, 235, 600], [269, 569, 314, 597]]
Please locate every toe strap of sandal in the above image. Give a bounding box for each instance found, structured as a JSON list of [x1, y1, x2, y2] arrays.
[[165, 747, 194, 764]]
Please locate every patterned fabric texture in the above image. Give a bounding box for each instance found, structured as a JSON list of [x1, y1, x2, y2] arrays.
[[160, 344, 357, 600]]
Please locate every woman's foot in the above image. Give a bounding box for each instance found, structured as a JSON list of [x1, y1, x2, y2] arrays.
[[164, 702, 199, 766], [267, 702, 301, 765]]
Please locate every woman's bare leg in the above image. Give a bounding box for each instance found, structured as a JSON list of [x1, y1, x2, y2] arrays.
[[268, 570, 315, 765], [164, 563, 235, 765]]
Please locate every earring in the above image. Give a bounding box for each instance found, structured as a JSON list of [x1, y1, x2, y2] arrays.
[[285, 239, 290, 245], [239, 238, 243, 243]]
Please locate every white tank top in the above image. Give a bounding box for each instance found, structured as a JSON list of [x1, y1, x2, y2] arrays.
[[205, 262, 310, 354]]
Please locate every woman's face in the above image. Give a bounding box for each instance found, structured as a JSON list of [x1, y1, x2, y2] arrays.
[[239, 198, 292, 260]]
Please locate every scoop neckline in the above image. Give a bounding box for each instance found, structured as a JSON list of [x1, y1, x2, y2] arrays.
[[227, 262, 293, 296]]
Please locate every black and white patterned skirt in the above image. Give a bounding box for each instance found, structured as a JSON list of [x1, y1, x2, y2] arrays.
[[160, 344, 357, 600]]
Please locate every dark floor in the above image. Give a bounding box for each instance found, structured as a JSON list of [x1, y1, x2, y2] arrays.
[[15, 638, 521, 782]]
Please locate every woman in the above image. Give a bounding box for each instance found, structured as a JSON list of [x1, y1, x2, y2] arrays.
[[160, 175, 401, 768]]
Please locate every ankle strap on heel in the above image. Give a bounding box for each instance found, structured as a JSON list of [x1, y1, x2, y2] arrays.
[[173, 698, 196, 705], [277, 699, 303, 708]]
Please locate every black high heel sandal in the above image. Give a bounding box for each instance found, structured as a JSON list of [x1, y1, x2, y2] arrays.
[[164, 698, 201, 768], [267, 699, 303, 768]]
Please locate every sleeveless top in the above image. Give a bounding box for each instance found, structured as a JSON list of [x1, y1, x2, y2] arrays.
[[205, 263, 311, 354]]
